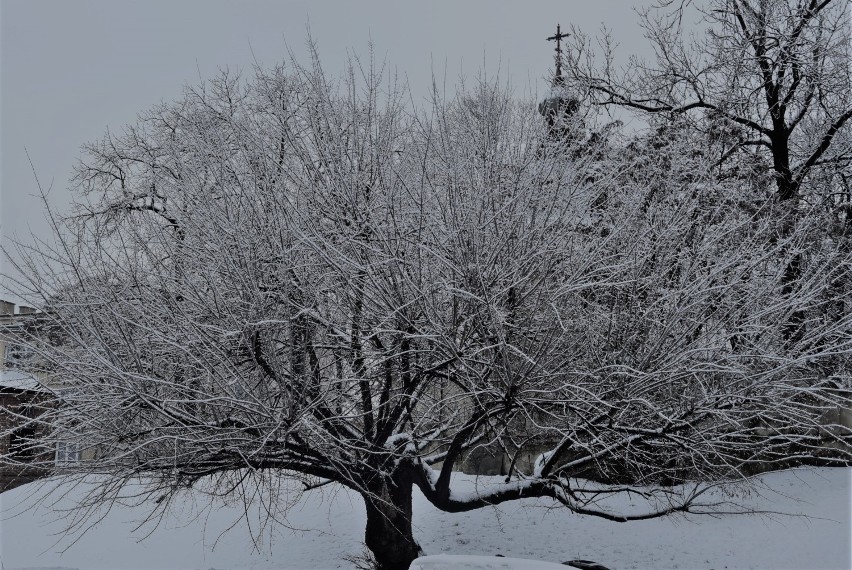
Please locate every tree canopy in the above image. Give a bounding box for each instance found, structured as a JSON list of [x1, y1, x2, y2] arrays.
[[2, 13, 851, 569]]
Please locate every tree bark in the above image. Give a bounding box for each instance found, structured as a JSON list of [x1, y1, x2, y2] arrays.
[[777, 190, 804, 347], [781, 252, 805, 346], [770, 130, 797, 201], [363, 470, 422, 570]]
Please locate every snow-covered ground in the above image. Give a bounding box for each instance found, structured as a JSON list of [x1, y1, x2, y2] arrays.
[[1, 468, 850, 569], [410, 554, 569, 569]]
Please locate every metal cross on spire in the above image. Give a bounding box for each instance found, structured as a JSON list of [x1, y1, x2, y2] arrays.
[[546, 24, 570, 86]]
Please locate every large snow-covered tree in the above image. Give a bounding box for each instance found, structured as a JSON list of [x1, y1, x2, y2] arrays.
[[3, 47, 851, 569]]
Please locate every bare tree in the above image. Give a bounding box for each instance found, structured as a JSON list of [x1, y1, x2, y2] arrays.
[[2, 47, 851, 570], [568, 0, 851, 201], [567, 0, 852, 350]]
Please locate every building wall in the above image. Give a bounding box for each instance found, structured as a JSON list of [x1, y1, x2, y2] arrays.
[[0, 389, 53, 491], [1, 300, 55, 491]]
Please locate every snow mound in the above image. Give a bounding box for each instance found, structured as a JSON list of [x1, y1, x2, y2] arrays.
[[411, 554, 568, 569]]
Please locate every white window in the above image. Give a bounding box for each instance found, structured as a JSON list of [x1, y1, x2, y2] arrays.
[[55, 441, 81, 466], [4, 343, 33, 369]]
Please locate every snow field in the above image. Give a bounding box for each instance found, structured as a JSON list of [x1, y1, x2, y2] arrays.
[[1, 467, 849, 569]]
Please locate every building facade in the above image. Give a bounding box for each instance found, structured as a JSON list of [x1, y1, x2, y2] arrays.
[[0, 300, 73, 491]]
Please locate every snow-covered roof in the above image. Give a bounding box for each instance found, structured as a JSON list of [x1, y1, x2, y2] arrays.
[[0, 369, 46, 393]]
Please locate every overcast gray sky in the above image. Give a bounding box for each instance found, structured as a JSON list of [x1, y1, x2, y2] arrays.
[[1, 0, 657, 303]]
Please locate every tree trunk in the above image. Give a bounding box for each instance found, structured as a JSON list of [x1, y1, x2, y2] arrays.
[[363, 471, 422, 570], [777, 192, 804, 347], [781, 252, 805, 346]]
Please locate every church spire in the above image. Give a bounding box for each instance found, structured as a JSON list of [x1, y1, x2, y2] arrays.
[[546, 24, 570, 87], [539, 23, 583, 148]]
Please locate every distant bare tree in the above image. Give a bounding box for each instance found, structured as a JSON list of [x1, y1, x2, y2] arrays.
[[568, 0, 851, 201], [2, 46, 850, 570], [567, 0, 852, 349]]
